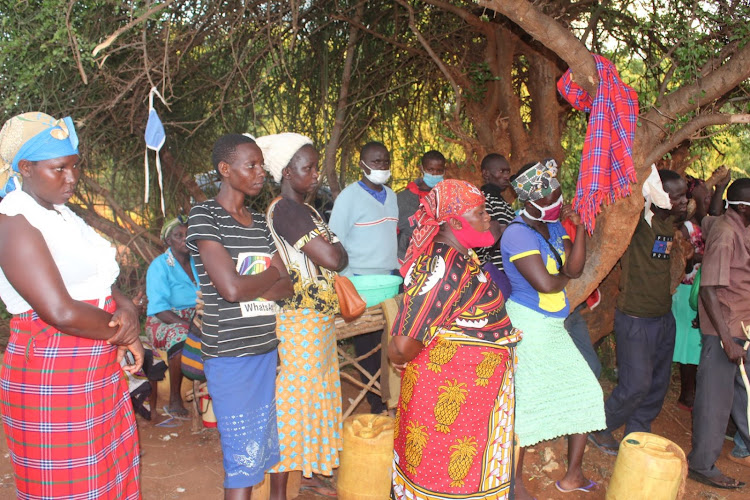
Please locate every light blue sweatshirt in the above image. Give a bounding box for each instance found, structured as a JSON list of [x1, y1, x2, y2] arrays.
[[329, 182, 399, 276]]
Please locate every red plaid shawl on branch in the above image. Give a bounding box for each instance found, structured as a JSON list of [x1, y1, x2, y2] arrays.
[[557, 54, 639, 234]]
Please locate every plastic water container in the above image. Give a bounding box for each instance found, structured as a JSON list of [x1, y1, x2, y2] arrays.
[[349, 275, 402, 308], [337, 414, 394, 500], [200, 394, 217, 428], [606, 432, 686, 500]]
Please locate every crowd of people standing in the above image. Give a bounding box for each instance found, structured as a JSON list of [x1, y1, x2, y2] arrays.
[[0, 110, 748, 500]]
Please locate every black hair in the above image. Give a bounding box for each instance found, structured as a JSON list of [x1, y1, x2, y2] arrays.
[[657, 169, 682, 185], [480, 153, 508, 172], [360, 141, 387, 161], [726, 178, 750, 208], [212, 134, 256, 177], [421, 150, 445, 164], [657, 169, 685, 197]]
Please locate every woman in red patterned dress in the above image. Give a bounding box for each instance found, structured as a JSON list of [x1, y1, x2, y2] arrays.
[[388, 179, 520, 500]]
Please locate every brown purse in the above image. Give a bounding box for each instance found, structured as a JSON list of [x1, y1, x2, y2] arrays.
[[334, 275, 367, 322]]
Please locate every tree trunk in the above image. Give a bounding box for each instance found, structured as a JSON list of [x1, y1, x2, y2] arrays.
[[323, 2, 364, 197]]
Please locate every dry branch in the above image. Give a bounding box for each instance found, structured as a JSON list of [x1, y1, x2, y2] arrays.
[[92, 0, 175, 56], [645, 113, 750, 167]]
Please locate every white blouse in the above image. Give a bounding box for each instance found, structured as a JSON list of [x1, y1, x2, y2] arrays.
[[0, 190, 119, 314]]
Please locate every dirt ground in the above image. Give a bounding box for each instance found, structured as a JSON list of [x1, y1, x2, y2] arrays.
[[0, 365, 749, 499]]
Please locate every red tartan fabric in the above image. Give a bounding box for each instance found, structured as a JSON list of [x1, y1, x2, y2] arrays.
[[0, 297, 141, 500], [557, 54, 639, 234]]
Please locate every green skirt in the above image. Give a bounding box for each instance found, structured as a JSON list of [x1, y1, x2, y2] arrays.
[[671, 283, 702, 365], [506, 300, 606, 446]]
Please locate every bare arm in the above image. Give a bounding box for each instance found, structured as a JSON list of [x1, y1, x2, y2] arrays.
[[513, 253, 569, 293], [560, 206, 586, 278], [301, 237, 348, 272], [708, 167, 731, 216], [155, 310, 190, 326], [388, 335, 423, 366], [196, 239, 292, 302], [0, 215, 136, 343]]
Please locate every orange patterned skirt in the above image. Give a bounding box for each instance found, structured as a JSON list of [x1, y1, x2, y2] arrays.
[[392, 333, 516, 500]]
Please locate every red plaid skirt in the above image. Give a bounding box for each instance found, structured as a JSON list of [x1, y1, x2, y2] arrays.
[[0, 297, 141, 499]]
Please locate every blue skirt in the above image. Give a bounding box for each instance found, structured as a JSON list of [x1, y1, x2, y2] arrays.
[[205, 351, 280, 488]]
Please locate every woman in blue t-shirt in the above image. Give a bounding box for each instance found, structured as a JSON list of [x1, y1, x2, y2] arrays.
[[500, 159, 605, 498], [145, 216, 200, 417]]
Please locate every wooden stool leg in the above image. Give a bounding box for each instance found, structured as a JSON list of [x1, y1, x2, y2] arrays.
[[190, 379, 202, 432]]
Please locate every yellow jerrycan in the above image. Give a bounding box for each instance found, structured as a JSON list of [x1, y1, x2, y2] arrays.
[[337, 414, 394, 500], [606, 432, 687, 500]]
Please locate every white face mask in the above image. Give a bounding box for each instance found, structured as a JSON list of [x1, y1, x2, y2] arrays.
[[523, 195, 564, 222], [361, 161, 391, 185]]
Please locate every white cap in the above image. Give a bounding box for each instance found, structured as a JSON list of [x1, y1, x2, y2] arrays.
[[254, 133, 314, 183]]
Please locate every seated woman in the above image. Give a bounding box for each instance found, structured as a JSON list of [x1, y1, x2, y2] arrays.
[[500, 159, 605, 497], [145, 215, 200, 418], [388, 179, 520, 500], [256, 132, 349, 498], [0, 112, 142, 498]]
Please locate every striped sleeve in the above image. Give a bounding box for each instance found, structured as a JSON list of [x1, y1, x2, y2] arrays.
[[186, 203, 221, 252]]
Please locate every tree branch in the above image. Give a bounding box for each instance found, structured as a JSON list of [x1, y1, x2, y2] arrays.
[[323, 1, 364, 196], [478, 0, 599, 95], [396, 0, 464, 120], [92, 0, 175, 56], [655, 40, 750, 125], [644, 113, 750, 167], [80, 175, 163, 248]]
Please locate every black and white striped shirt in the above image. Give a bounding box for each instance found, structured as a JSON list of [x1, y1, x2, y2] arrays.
[[186, 199, 279, 359], [476, 186, 516, 270]]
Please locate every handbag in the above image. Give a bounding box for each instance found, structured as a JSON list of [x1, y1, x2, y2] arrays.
[[334, 275, 367, 322], [181, 329, 205, 382]]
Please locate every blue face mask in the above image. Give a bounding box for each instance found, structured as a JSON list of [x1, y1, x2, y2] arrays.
[[422, 170, 444, 188]]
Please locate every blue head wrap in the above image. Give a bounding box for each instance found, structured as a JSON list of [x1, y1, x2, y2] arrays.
[[0, 112, 79, 197]]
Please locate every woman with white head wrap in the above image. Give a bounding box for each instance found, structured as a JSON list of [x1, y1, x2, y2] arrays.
[[256, 133, 347, 497], [0, 112, 142, 498]]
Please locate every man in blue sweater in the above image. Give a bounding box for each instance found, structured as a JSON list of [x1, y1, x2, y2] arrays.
[[330, 141, 399, 413]]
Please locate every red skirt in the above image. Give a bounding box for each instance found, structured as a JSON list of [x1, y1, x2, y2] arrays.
[[0, 297, 141, 499], [392, 333, 516, 500]]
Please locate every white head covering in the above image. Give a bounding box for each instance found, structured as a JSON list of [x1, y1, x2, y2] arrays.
[[254, 133, 314, 183], [642, 164, 672, 226]]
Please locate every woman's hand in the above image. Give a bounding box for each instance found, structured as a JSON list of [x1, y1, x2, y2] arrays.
[[117, 339, 145, 374], [561, 204, 581, 226], [131, 290, 148, 316], [108, 290, 141, 346], [391, 361, 408, 375]]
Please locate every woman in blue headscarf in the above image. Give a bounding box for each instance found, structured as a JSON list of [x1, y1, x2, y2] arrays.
[[0, 113, 142, 499]]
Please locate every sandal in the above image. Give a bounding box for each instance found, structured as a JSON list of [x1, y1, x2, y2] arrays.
[[588, 432, 619, 456], [688, 469, 745, 490], [728, 454, 750, 469], [300, 476, 337, 498], [163, 405, 190, 420], [300, 483, 337, 498], [555, 479, 598, 493]]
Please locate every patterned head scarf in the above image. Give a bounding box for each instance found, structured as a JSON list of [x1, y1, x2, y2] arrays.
[[254, 133, 314, 183], [161, 214, 188, 241], [512, 158, 560, 203], [400, 179, 485, 276], [0, 112, 79, 197]]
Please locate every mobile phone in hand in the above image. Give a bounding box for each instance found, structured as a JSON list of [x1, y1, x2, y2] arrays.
[[124, 351, 136, 366]]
